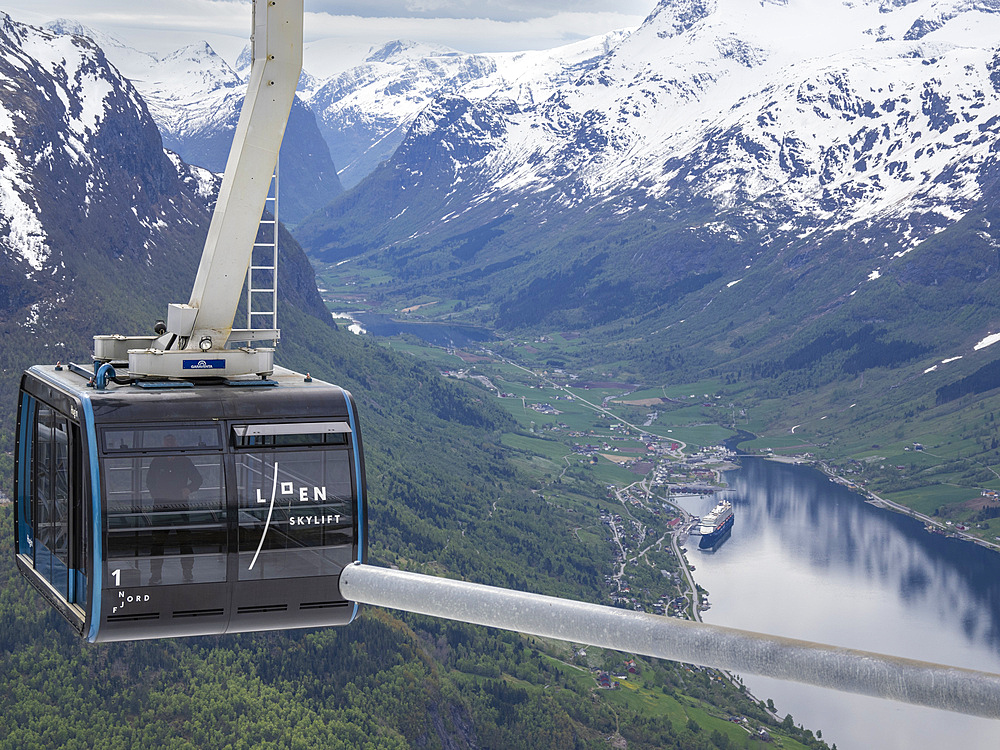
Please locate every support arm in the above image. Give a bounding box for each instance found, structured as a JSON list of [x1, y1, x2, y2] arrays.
[[94, 0, 303, 378], [339, 563, 1000, 719], [177, 0, 302, 349]]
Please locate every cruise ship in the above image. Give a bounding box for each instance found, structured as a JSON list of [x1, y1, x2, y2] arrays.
[[698, 500, 734, 544]]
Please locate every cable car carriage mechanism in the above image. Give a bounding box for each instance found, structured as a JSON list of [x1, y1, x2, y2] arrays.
[[14, 0, 367, 642]]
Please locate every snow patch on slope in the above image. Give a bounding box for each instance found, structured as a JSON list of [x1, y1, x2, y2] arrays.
[[974, 332, 1000, 351], [0, 102, 48, 270]]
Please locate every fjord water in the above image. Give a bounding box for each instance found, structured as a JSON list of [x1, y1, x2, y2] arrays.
[[674, 458, 1000, 750]]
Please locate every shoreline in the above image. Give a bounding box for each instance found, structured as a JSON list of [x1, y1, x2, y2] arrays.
[[760, 454, 1000, 554], [663, 493, 785, 727]]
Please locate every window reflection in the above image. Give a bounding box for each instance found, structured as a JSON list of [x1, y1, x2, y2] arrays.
[[235, 448, 354, 580], [98, 422, 358, 586], [33, 406, 71, 599], [103, 452, 226, 585], [103, 426, 222, 453]]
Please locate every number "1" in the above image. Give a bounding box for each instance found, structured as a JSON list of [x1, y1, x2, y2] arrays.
[[112, 569, 121, 587]]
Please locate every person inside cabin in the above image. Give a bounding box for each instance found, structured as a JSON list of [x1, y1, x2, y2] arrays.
[[146, 434, 203, 584]]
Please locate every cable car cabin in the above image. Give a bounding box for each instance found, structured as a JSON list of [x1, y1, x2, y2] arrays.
[[13, 364, 367, 642]]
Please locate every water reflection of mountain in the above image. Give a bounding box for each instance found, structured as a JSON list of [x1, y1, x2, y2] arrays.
[[727, 458, 1000, 652]]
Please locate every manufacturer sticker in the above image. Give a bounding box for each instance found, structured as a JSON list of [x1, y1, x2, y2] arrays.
[[183, 359, 226, 370]]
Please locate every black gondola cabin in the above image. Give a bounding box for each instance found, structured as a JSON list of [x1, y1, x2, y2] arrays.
[[14, 364, 367, 642]]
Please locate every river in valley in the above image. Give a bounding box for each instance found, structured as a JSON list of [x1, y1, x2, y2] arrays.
[[334, 312, 495, 348], [672, 458, 1000, 750]]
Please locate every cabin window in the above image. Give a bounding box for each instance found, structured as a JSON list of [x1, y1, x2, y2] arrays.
[[33, 406, 72, 600], [234, 440, 354, 581], [102, 448, 227, 587], [232, 422, 350, 448], [102, 425, 222, 453]]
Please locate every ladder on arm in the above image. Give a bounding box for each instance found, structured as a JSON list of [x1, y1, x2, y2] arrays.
[[246, 164, 279, 346]]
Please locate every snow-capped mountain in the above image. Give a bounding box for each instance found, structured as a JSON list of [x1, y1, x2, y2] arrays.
[[44, 18, 159, 75], [534, 0, 1000, 254], [44, 21, 342, 225], [120, 40, 246, 156], [0, 11, 209, 341], [44, 20, 243, 164], [38, 18, 630, 202], [299, 0, 1000, 349], [304, 31, 631, 187]]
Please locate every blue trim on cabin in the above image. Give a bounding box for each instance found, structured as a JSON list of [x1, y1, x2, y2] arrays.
[[78, 392, 103, 642], [17, 393, 34, 557], [344, 389, 364, 622]]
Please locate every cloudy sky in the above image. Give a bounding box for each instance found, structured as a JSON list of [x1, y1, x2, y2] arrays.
[[1, 1, 652, 75]]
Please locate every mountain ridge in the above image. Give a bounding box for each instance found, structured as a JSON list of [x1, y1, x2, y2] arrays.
[[304, 29, 633, 188]]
